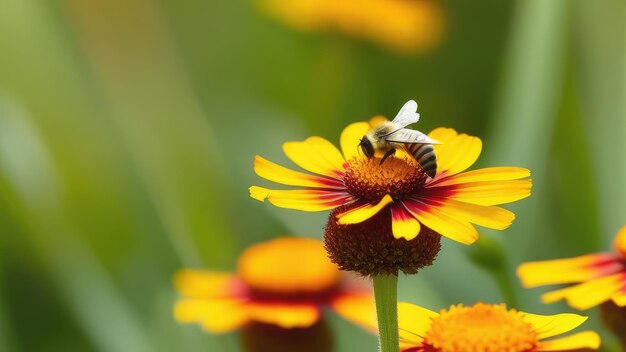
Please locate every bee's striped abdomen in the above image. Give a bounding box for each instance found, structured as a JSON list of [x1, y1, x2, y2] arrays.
[[405, 144, 437, 178]]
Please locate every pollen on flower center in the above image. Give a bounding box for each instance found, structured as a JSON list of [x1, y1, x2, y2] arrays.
[[423, 303, 539, 352], [237, 237, 341, 297], [343, 156, 428, 203]]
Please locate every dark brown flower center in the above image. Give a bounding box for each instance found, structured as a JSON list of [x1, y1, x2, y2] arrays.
[[241, 319, 335, 352], [324, 203, 441, 276], [343, 157, 428, 203], [600, 301, 626, 347]]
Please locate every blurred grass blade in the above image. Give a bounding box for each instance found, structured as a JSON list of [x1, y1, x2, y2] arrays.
[[480, 0, 568, 303], [0, 97, 154, 352], [489, 0, 567, 166], [60, 0, 235, 267], [467, 234, 518, 306], [551, 71, 601, 251], [50, 239, 155, 352], [572, 0, 625, 240], [0, 262, 15, 352]]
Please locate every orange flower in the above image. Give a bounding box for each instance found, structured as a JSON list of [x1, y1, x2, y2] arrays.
[[517, 225, 626, 310], [258, 0, 445, 54], [250, 119, 532, 245], [333, 298, 601, 351], [173, 237, 371, 332]]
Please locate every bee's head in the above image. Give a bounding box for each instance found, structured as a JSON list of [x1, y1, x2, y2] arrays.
[[359, 136, 375, 158]]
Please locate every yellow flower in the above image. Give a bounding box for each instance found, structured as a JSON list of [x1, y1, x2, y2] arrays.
[[258, 0, 445, 54], [173, 237, 371, 332], [333, 298, 601, 352], [517, 225, 626, 310], [250, 120, 531, 245]]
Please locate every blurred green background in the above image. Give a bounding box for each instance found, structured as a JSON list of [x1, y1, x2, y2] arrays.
[[0, 0, 624, 351]]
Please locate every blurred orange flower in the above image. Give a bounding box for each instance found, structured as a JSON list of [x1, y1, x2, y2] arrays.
[[517, 225, 626, 310], [334, 298, 601, 351], [173, 237, 371, 332], [258, 0, 446, 54]]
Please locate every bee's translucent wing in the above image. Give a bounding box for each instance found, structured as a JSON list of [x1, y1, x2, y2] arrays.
[[385, 129, 440, 144], [391, 100, 420, 128]]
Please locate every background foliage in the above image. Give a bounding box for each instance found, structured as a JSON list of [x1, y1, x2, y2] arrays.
[[0, 0, 624, 351]]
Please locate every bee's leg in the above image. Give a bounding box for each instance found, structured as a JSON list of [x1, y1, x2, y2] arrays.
[[380, 148, 396, 165]]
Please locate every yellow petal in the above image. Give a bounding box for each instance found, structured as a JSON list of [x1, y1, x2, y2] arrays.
[[428, 127, 457, 144], [424, 198, 515, 230], [337, 195, 393, 225], [330, 296, 432, 348], [283, 137, 346, 177], [541, 273, 626, 310], [173, 270, 235, 299], [341, 122, 370, 161], [613, 225, 626, 257], [330, 293, 377, 333], [434, 167, 531, 186], [445, 179, 532, 206], [522, 312, 587, 339], [404, 199, 479, 244], [538, 331, 601, 351], [247, 303, 320, 329], [254, 156, 343, 188], [397, 302, 437, 345], [517, 254, 617, 288], [249, 185, 270, 202], [369, 115, 388, 127], [611, 291, 626, 306], [249, 186, 351, 211], [391, 204, 421, 240], [174, 298, 248, 333], [428, 128, 482, 176]]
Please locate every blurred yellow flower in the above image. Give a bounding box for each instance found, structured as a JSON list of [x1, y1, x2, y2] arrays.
[[333, 298, 601, 352], [517, 225, 626, 310], [173, 237, 371, 332], [258, 0, 446, 54]]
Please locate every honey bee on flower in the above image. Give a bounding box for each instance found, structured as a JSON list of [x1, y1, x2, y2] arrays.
[[359, 100, 439, 177], [250, 101, 532, 276]]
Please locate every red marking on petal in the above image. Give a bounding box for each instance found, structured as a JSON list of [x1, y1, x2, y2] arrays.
[[333, 169, 346, 178], [402, 198, 429, 214], [392, 203, 415, 222], [620, 272, 626, 285], [426, 170, 451, 186], [587, 254, 626, 276], [247, 289, 342, 307], [421, 184, 459, 200], [313, 176, 346, 189], [310, 172, 346, 190], [230, 277, 252, 298], [313, 192, 354, 207], [403, 347, 426, 352]]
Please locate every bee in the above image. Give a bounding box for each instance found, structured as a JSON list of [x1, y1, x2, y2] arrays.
[[359, 100, 439, 178]]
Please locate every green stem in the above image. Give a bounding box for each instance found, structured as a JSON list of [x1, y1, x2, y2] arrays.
[[493, 269, 518, 308], [372, 274, 399, 352]]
